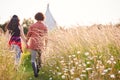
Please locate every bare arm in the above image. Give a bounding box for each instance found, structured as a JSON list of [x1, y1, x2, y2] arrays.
[[5, 30, 11, 43], [19, 25, 27, 44]]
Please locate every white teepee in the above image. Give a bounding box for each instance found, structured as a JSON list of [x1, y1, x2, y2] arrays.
[[44, 4, 57, 30]]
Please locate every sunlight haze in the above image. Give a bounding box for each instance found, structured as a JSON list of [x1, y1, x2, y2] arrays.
[[0, 0, 120, 27]]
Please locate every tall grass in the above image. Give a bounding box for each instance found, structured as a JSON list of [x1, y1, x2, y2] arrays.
[[41, 24, 120, 80], [0, 34, 16, 80], [0, 24, 120, 80], [0, 34, 30, 80]]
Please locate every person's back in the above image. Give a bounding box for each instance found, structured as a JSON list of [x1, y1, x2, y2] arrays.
[[5, 15, 26, 70], [27, 21, 47, 50], [27, 12, 48, 77]]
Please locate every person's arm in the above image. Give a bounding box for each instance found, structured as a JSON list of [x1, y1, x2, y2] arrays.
[[5, 30, 11, 43], [19, 25, 27, 44], [26, 26, 32, 41]]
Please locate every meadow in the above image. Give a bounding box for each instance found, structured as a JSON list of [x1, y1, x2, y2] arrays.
[[0, 24, 120, 80]]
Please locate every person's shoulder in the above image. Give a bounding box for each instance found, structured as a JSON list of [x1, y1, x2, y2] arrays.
[[41, 22, 47, 28], [29, 23, 36, 28], [30, 23, 35, 27]]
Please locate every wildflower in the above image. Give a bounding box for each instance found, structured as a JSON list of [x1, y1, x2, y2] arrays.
[[73, 58, 77, 61], [82, 63, 86, 67], [103, 69, 108, 73], [42, 71, 45, 74], [101, 72, 106, 75], [80, 74, 86, 77], [70, 60, 73, 63], [82, 70, 86, 73], [74, 78, 80, 80], [107, 60, 112, 64], [88, 57, 93, 60], [78, 64, 82, 67], [107, 68, 112, 71], [118, 71, 120, 74], [77, 51, 80, 54], [61, 75, 66, 79], [86, 68, 92, 71], [113, 61, 116, 64], [56, 67, 59, 69], [49, 70, 52, 72], [60, 60, 64, 63], [110, 56, 114, 61], [64, 68, 68, 73], [70, 68, 75, 75], [49, 77, 52, 80], [71, 76, 74, 79], [75, 62, 78, 65], [86, 61, 90, 64], [29, 77, 32, 80], [57, 72, 62, 75], [69, 55, 71, 58], [72, 55, 76, 57], [60, 56, 64, 59], [68, 62, 71, 65], [84, 52, 89, 56], [110, 74, 115, 78]]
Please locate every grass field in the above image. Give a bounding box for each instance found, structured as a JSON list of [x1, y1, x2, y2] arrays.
[[0, 24, 120, 80]]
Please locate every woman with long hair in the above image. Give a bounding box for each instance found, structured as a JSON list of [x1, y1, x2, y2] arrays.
[[5, 15, 26, 69]]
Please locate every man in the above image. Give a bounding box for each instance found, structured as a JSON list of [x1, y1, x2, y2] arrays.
[[27, 12, 48, 77]]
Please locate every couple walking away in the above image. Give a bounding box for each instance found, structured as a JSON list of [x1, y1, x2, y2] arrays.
[[5, 12, 48, 77]]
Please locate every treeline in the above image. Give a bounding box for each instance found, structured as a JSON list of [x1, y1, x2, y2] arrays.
[[0, 18, 34, 35]]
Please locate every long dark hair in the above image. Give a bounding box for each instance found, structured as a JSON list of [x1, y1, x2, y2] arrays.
[[6, 15, 20, 36]]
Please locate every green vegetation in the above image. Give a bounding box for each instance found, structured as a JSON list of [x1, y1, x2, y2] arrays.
[[0, 24, 120, 80]]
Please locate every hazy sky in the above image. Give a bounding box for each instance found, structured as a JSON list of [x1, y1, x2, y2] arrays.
[[0, 0, 120, 26]]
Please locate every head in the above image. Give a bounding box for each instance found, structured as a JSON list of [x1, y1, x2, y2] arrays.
[[6, 15, 20, 30], [35, 12, 45, 21]]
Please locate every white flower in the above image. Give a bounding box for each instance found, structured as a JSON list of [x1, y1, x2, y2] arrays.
[[82, 63, 86, 67], [118, 71, 120, 74], [77, 51, 80, 54], [74, 78, 80, 80], [72, 55, 76, 57], [60, 60, 64, 63], [70, 68, 75, 75], [110, 56, 114, 61], [68, 62, 71, 65], [101, 72, 106, 75], [86, 61, 90, 64], [86, 68, 92, 71], [84, 52, 89, 56], [57, 72, 62, 75], [49, 77, 52, 80], [82, 70, 86, 73], [107, 68, 112, 71], [78, 64, 82, 67], [107, 60, 112, 64], [113, 61, 116, 64], [80, 74, 86, 77], [29, 77, 32, 80], [56, 67, 59, 69], [73, 58, 77, 61], [69, 55, 72, 58], [61, 75, 66, 79], [75, 62, 79, 65], [103, 69, 108, 73], [64, 68, 68, 73], [49, 70, 52, 72], [110, 74, 115, 78]]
